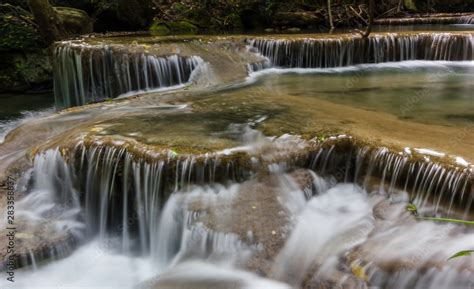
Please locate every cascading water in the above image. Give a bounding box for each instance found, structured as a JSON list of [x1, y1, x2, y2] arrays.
[[0, 149, 83, 271], [461, 15, 474, 24], [247, 33, 474, 69], [307, 140, 473, 219], [73, 142, 249, 256], [3, 144, 472, 289], [2, 30, 474, 289], [53, 43, 204, 108]]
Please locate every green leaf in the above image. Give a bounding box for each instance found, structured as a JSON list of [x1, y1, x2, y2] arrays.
[[448, 250, 474, 260], [406, 203, 418, 213]]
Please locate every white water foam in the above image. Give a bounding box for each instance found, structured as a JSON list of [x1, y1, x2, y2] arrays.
[[0, 240, 155, 289], [0, 107, 55, 144], [247, 60, 474, 80], [139, 260, 291, 289]]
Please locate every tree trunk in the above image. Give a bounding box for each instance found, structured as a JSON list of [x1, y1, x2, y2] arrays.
[[27, 0, 67, 45], [362, 0, 374, 38], [327, 0, 334, 32]]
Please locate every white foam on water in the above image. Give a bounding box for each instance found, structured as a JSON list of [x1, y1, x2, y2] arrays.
[[247, 60, 474, 81], [115, 83, 188, 99], [455, 156, 470, 167], [0, 107, 55, 144], [414, 148, 446, 157], [272, 184, 374, 285], [0, 240, 155, 289], [154, 184, 248, 270], [139, 260, 291, 289]]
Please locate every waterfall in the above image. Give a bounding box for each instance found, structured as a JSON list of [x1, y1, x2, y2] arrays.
[[53, 43, 204, 108], [5, 141, 472, 288], [153, 185, 256, 270], [374, 14, 474, 25], [461, 15, 474, 24], [0, 149, 83, 271], [307, 140, 473, 219], [73, 143, 249, 255], [247, 33, 474, 69]]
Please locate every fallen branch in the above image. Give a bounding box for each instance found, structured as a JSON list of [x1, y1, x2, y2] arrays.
[[349, 5, 368, 25]]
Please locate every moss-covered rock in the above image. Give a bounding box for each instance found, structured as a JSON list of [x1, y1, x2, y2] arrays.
[[54, 6, 93, 35], [0, 51, 52, 92], [0, 4, 44, 51], [149, 21, 170, 35], [149, 19, 198, 35], [0, 4, 51, 92]]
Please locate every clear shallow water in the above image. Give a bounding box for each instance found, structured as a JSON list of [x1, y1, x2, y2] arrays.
[[250, 61, 474, 126]]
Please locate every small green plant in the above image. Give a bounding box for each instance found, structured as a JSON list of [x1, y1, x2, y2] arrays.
[[406, 202, 473, 260], [448, 250, 473, 260]]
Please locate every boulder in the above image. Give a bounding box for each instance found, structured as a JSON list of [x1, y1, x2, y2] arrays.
[[54, 6, 93, 35]]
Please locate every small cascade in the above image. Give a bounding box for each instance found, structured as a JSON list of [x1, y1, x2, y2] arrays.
[[53, 43, 204, 108], [73, 143, 250, 255], [461, 15, 474, 24], [0, 149, 83, 271], [247, 33, 474, 69], [307, 139, 473, 218], [374, 14, 474, 25], [154, 186, 256, 270], [3, 141, 472, 288]]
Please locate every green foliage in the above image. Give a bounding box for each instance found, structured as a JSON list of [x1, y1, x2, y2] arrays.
[[149, 19, 198, 35], [416, 216, 474, 225], [406, 203, 418, 214], [149, 21, 170, 35], [448, 250, 474, 260], [406, 203, 474, 261]]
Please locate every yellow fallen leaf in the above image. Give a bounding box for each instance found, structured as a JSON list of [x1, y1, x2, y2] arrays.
[[351, 263, 368, 282], [90, 127, 102, 132]]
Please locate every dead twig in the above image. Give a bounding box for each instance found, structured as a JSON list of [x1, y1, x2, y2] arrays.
[[349, 5, 368, 25]]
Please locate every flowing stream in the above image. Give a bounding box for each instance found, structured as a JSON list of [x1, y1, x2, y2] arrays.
[[1, 29, 473, 289]]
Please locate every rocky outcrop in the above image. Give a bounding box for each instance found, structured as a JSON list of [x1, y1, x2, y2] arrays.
[[0, 50, 52, 92], [54, 6, 93, 35], [0, 3, 92, 93], [0, 4, 51, 92]]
